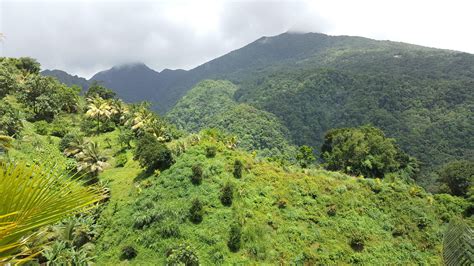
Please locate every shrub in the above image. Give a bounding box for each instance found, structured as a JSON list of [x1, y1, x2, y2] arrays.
[[220, 182, 234, 206], [115, 153, 128, 167], [205, 146, 217, 158], [159, 222, 181, 238], [327, 205, 337, 216], [166, 244, 199, 266], [35, 121, 49, 135], [438, 160, 474, 197], [191, 164, 203, 185], [227, 224, 242, 252], [50, 119, 69, 137], [59, 132, 80, 152], [349, 230, 367, 252], [120, 246, 137, 260], [189, 198, 203, 224], [133, 212, 157, 229], [233, 159, 243, 179], [0, 100, 23, 136], [296, 145, 316, 168], [134, 134, 174, 172]]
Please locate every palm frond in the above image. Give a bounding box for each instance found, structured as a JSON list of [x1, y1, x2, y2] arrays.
[[443, 218, 474, 266], [0, 162, 106, 263]]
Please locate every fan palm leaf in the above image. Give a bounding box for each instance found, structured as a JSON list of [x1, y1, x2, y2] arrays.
[[0, 162, 105, 263], [443, 218, 474, 266]]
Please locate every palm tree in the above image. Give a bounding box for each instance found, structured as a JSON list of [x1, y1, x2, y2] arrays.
[[75, 142, 109, 180], [63, 135, 86, 158], [0, 162, 105, 263], [126, 104, 169, 141], [85, 97, 112, 133]]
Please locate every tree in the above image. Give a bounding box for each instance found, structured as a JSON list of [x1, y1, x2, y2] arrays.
[[191, 164, 203, 185], [233, 159, 243, 179], [321, 125, 407, 178], [438, 160, 473, 197], [0, 100, 23, 137], [0, 162, 104, 263], [220, 182, 234, 206], [296, 145, 315, 168], [133, 134, 174, 172], [189, 198, 203, 224], [85, 82, 116, 100], [15, 57, 40, 74], [75, 142, 109, 181], [20, 76, 79, 121], [0, 63, 18, 98], [227, 224, 241, 252], [85, 96, 112, 133]]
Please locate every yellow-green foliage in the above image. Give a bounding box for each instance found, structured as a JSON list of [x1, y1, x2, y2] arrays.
[[93, 132, 468, 265]]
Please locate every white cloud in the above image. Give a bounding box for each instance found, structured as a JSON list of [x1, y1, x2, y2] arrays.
[[0, 0, 472, 78]]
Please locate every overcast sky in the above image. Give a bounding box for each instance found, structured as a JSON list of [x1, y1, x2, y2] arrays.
[[1, 0, 473, 78]]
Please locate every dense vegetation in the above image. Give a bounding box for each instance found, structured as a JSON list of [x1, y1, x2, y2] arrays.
[[2, 54, 473, 265]]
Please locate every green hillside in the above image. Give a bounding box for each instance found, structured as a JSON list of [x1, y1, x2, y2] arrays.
[[167, 80, 293, 158], [1, 57, 472, 265]]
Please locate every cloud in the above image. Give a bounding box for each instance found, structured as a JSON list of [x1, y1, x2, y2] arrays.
[[1, 0, 473, 78], [0, 0, 324, 78]]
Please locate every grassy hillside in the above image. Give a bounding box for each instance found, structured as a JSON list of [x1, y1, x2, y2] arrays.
[[92, 131, 467, 264]]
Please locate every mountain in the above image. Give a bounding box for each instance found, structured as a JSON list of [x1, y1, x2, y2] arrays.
[[90, 63, 187, 104], [41, 69, 90, 90], [167, 32, 474, 187]]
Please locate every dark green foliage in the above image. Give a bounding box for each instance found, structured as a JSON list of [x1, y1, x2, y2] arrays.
[[85, 82, 116, 99], [20, 75, 79, 121], [227, 224, 242, 252], [438, 160, 474, 197], [120, 246, 137, 260], [35, 121, 49, 135], [190, 164, 203, 185], [167, 81, 293, 157], [205, 146, 216, 158], [189, 198, 203, 224], [0, 62, 19, 98], [166, 244, 199, 266], [349, 230, 367, 252], [59, 132, 81, 152], [15, 57, 41, 74], [50, 118, 70, 137], [233, 159, 243, 179], [115, 153, 128, 167], [220, 182, 234, 206], [134, 134, 174, 172], [321, 125, 408, 178], [118, 127, 134, 149], [0, 99, 23, 137], [296, 145, 315, 168], [327, 205, 337, 216]]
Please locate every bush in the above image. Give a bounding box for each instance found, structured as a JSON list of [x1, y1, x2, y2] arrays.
[[233, 159, 243, 179], [349, 230, 367, 252], [227, 224, 242, 252], [166, 244, 199, 266], [115, 153, 128, 167], [189, 198, 203, 224], [134, 134, 174, 172], [205, 146, 217, 158], [0, 100, 23, 137], [35, 121, 49, 135], [50, 118, 69, 137], [159, 222, 181, 238], [190, 164, 203, 185], [438, 160, 474, 197], [220, 182, 234, 206], [59, 132, 81, 152], [120, 246, 137, 260], [327, 205, 337, 216]]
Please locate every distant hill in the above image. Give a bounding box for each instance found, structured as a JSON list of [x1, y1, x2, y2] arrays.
[[41, 69, 90, 91], [90, 63, 187, 104]]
